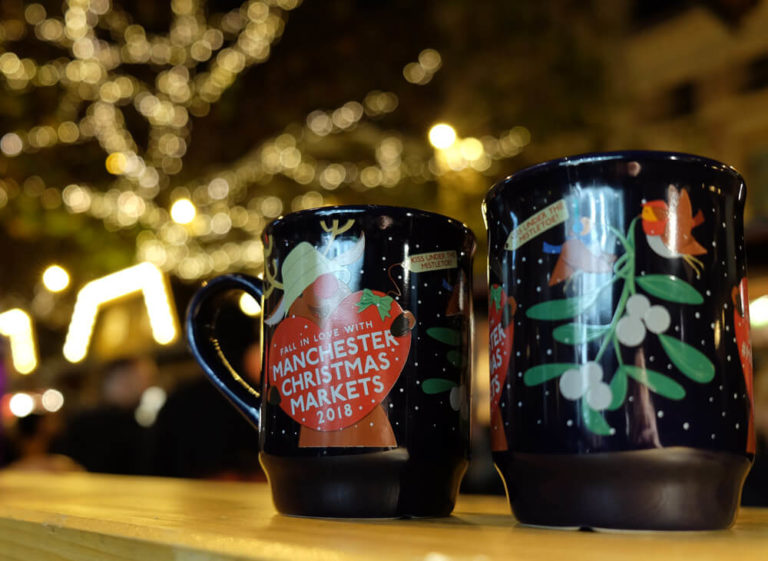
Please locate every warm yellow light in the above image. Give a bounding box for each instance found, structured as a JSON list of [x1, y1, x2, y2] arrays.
[[750, 295, 768, 328], [428, 123, 457, 149], [42, 265, 70, 292], [63, 263, 179, 363], [105, 152, 127, 174], [0, 132, 23, 156], [460, 137, 484, 161], [239, 293, 261, 316], [170, 198, 196, 224], [9, 393, 35, 417], [0, 308, 38, 374]]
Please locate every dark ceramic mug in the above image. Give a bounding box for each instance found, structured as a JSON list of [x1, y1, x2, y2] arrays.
[[187, 205, 475, 517], [484, 151, 754, 530]]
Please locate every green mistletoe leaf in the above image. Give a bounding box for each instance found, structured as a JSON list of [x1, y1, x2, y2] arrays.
[[447, 349, 464, 368], [526, 291, 601, 321], [607, 368, 627, 410], [356, 289, 394, 321], [636, 275, 704, 305], [552, 323, 610, 345], [621, 365, 686, 400], [422, 378, 457, 394], [582, 404, 613, 436], [426, 327, 461, 346], [523, 363, 578, 386], [658, 334, 715, 383], [490, 284, 503, 311]]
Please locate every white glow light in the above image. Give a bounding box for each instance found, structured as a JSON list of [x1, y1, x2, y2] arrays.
[[750, 295, 768, 328], [0, 308, 38, 374], [42, 389, 65, 412], [428, 123, 457, 149], [170, 198, 196, 224], [239, 292, 261, 316], [9, 393, 35, 417], [63, 263, 179, 363], [42, 264, 71, 292]]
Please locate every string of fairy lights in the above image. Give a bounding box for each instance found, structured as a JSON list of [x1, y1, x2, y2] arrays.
[[0, 0, 531, 284]]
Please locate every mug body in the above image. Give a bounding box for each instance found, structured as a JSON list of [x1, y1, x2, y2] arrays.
[[484, 151, 754, 530], [259, 205, 475, 517]]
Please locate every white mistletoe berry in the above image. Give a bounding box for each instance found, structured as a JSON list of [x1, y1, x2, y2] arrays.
[[626, 294, 651, 319], [559, 362, 603, 401], [449, 386, 463, 411], [616, 315, 646, 346], [644, 305, 671, 334], [586, 382, 613, 410]]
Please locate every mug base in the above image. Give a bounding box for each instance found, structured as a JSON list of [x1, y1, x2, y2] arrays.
[[260, 448, 468, 518], [494, 447, 752, 531]]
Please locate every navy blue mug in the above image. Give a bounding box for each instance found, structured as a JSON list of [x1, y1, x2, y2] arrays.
[[484, 151, 754, 530], [187, 205, 475, 517]]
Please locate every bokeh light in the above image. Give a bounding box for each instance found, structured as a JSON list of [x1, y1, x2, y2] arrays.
[[429, 123, 457, 149], [42, 265, 71, 293]]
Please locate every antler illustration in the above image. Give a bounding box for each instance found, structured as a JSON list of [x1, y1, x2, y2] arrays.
[[263, 234, 283, 299], [320, 219, 355, 255]]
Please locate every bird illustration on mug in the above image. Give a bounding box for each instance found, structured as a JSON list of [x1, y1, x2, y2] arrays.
[[544, 216, 617, 288], [641, 185, 706, 276]]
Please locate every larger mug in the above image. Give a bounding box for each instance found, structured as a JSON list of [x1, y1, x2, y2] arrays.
[[484, 151, 754, 530], [187, 205, 475, 517]]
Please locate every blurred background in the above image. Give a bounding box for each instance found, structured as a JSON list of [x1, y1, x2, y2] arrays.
[[1, 0, 768, 501]]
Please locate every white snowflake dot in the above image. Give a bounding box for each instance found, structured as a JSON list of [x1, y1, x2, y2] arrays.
[[683, 422, 690, 430]]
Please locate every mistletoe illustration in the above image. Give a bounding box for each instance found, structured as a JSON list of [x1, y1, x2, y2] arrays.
[[421, 325, 466, 412], [523, 212, 715, 436]]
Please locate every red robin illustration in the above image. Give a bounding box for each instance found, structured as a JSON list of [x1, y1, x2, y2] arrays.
[[641, 185, 706, 276]]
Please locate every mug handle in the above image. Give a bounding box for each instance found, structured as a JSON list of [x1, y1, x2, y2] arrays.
[[186, 273, 263, 428]]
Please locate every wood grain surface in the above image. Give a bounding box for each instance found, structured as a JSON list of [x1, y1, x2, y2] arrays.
[[0, 471, 766, 561]]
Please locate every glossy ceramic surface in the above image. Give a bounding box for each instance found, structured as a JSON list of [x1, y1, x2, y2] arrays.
[[484, 151, 754, 529], [187, 205, 475, 517]]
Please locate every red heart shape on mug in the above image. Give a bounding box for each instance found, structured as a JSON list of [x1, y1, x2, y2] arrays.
[[489, 285, 514, 451], [489, 286, 514, 409], [733, 278, 755, 453], [266, 290, 411, 431]]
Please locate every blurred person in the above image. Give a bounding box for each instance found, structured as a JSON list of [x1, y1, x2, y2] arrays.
[[152, 348, 263, 480], [61, 356, 156, 475], [742, 363, 768, 506], [4, 413, 82, 472]]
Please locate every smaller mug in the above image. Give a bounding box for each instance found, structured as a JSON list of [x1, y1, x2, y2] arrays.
[[187, 205, 475, 518]]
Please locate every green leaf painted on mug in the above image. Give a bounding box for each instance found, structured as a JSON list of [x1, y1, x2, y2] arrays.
[[658, 334, 715, 383], [607, 368, 628, 410], [621, 365, 686, 400], [552, 323, 610, 345], [582, 404, 613, 436], [526, 291, 601, 321], [426, 327, 461, 346], [447, 349, 464, 368], [523, 363, 578, 387], [636, 275, 704, 305], [422, 378, 457, 394]]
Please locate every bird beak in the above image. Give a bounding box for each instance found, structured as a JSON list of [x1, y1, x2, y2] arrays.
[[641, 205, 657, 221]]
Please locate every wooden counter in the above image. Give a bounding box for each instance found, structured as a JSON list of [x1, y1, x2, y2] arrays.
[[0, 471, 766, 561]]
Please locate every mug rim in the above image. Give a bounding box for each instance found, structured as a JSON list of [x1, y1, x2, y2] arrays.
[[264, 204, 476, 242], [485, 150, 745, 203]]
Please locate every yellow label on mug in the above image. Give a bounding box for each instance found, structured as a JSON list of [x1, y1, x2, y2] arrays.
[[505, 199, 569, 251], [403, 250, 458, 273]]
